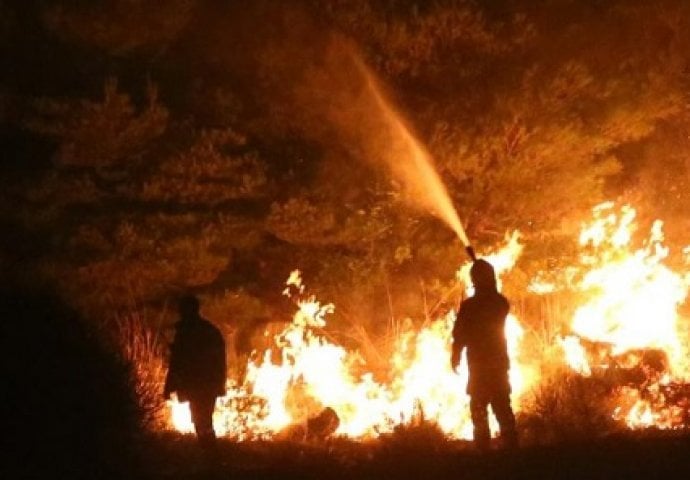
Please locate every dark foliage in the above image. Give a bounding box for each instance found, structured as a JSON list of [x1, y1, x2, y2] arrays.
[[1, 286, 141, 478], [1, 2, 690, 475], [3, 0, 689, 336], [519, 368, 621, 443]]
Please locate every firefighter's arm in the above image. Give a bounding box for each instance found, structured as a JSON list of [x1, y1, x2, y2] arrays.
[[450, 306, 467, 371], [450, 345, 462, 371], [213, 330, 227, 396], [163, 368, 175, 400], [163, 377, 173, 400], [450, 338, 465, 371], [164, 335, 182, 399]]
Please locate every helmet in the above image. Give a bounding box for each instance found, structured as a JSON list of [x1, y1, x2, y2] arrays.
[[470, 259, 497, 290], [178, 294, 200, 318]]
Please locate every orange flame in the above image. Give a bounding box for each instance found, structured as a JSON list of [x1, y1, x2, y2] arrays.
[[168, 236, 530, 440], [562, 203, 690, 375], [168, 203, 690, 438], [559, 203, 690, 428]]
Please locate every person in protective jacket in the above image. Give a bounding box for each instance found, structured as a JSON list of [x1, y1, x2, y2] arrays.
[[164, 295, 226, 452], [451, 259, 517, 451]]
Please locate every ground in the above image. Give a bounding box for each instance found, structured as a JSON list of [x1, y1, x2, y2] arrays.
[[142, 430, 690, 480], [6, 289, 690, 479]]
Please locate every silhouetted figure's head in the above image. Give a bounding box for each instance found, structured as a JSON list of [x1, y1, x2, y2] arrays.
[[470, 259, 497, 292], [178, 294, 201, 320]]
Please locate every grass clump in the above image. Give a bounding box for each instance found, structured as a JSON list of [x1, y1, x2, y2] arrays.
[[518, 367, 622, 444]]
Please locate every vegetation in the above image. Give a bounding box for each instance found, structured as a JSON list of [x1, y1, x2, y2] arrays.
[[141, 428, 690, 479], [2, 1, 690, 475], [3, 0, 689, 332], [2, 286, 141, 477]]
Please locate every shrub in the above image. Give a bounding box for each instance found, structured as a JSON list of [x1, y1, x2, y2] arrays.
[[377, 402, 453, 454], [518, 367, 622, 444], [2, 287, 141, 477]]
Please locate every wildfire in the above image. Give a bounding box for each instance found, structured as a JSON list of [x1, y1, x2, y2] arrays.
[[168, 203, 690, 439], [558, 203, 690, 428], [168, 234, 532, 440], [570, 204, 687, 361]]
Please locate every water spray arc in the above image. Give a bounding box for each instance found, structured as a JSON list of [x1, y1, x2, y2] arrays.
[[352, 55, 477, 261]]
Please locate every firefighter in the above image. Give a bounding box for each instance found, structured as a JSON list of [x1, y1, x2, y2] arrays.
[[164, 295, 226, 454], [451, 259, 518, 451]]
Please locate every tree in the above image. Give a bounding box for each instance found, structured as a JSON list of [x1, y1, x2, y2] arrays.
[[17, 80, 269, 322], [27, 78, 167, 168], [4, 0, 690, 341], [43, 0, 196, 56]]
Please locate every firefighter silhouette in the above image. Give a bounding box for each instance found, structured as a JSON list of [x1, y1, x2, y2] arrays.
[[451, 259, 518, 450], [164, 295, 226, 453]]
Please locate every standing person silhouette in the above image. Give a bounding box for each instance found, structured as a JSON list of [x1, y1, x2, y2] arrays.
[[164, 295, 226, 455], [451, 259, 517, 451]]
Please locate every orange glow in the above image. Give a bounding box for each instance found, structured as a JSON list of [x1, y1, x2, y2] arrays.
[[559, 203, 690, 428], [168, 236, 531, 440], [167, 203, 690, 438], [355, 56, 470, 246]]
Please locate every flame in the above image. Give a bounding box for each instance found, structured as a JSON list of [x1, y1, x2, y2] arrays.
[[167, 236, 532, 440], [168, 393, 192, 433], [559, 203, 690, 428], [167, 203, 690, 438], [563, 204, 690, 374], [558, 336, 591, 376]]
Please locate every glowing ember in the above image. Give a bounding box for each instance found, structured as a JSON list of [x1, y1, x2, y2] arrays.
[[167, 236, 531, 440]]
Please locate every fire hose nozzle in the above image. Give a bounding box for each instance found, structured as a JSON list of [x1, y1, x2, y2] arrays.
[[465, 245, 477, 262]]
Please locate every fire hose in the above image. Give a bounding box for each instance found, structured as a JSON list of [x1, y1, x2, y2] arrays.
[[465, 245, 477, 262]]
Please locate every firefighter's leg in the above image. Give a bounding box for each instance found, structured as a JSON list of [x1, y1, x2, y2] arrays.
[[490, 393, 517, 449], [469, 395, 490, 451], [190, 396, 218, 459]]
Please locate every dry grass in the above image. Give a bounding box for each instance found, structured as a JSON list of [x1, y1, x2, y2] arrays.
[[518, 366, 622, 444], [109, 309, 170, 431], [379, 417, 454, 454]]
